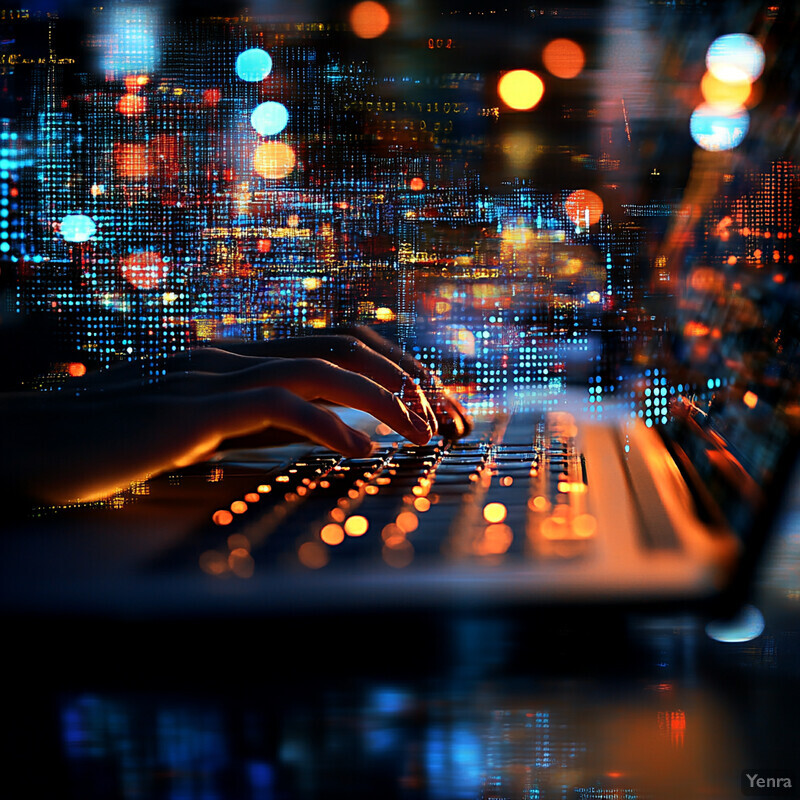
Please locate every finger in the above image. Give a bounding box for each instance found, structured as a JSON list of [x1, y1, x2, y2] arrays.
[[340, 324, 424, 378], [216, 427, 307, 452], [213, 336, 439, 434], [155, 358, 433, 445], [164, 347, 276, 374], [207, 386, 374, 458], [343, 326, 474, 438]]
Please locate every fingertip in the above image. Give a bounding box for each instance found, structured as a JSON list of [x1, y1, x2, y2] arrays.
[[343, 428, 374, 457]]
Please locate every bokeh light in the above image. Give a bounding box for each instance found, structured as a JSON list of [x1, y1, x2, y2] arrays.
[[250, 101, 289, 137], [117, 94, 146, 115], [253, 141, 297, 179], [298, 541, 329, 569], [564, 189, 603, 227], [705, 604, 765, 642], [199, 550, 228, 575], [409, 176, 425, 191], [123, 75, 147, 92], [121, 250, 168, 290], [700, 70, 751, 113], [690, 104, 749, 152], [497, 69, 544, 111], [502, 130, 538, 172], [350, 1, 391, 39], [101, 5, 159, 78], [344, 515, 369, 536], [235, 48, 273, 82], [115, 143, 149, 179], [498, 70, 545, 111], [60, 214, 97, 243], [542, 38, 585, 79], [320, 523, 345, 545], [395, 511, 418, 533], [483, 502, 507, 524], [475, 524, 513, 556], [383, 538, 413, 568], [706, 33, 764, 83], [212, 510, 233, 526]]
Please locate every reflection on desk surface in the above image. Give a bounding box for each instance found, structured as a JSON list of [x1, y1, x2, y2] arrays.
[[51, 669, 795, 800], [9, 607, 800, 800]]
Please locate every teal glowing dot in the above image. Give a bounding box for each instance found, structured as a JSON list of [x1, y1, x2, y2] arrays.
[[250, 101, 289, 136], [690, 104, 749, 152], [706, 33, 764, 83], [60, 214, 97, 243], [235, 48, 272, 82], [705, 604, 764, 643]]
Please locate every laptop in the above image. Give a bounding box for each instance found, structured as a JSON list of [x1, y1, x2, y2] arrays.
[[3, 285, 797, 620], [2, 1, 798, 624]]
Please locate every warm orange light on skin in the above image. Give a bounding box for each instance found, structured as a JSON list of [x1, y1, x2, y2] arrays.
[[700, 70, 751, 113], [542, 38, 585, 79], [253, 142, 297, 179], [498, 70, 545, 110], [565, 189, 603, 226], [350, 1, 390, 39]]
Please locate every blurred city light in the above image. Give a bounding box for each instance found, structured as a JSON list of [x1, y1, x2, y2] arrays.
[[498, 70, 545, 110], [706, 33, 765, 83], [235, 48, 273, 82]]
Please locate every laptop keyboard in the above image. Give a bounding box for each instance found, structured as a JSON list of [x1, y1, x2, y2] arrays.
[[173, 412, 597, 578]]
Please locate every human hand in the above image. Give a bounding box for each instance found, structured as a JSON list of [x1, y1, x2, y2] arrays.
[[216, 326, 473, 439], [3, 345, 436, 505]]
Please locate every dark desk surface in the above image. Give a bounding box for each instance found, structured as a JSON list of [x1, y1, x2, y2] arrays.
[[7, 498, 800, 799], [4, 447, 800, 799]]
